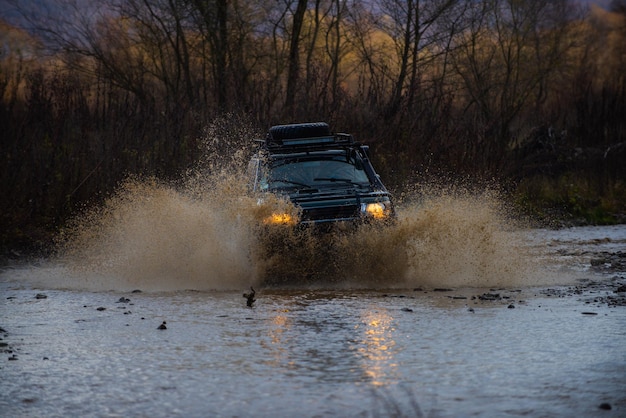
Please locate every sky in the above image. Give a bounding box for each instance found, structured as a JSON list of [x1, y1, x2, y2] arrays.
[[0, 0, 619, 29]]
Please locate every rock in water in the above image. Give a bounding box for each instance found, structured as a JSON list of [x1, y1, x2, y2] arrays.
[[243, 287, 256, 307]]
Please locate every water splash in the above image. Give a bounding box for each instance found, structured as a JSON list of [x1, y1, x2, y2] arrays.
[[50, 113, 268, 291], [55, 177, 260, 291], [397, 189, 537, 288], [47, 171, 548, 291], [10, 115, 559, 291]]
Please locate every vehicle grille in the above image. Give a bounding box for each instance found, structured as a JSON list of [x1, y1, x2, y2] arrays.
[[301, 205, 360, 222]]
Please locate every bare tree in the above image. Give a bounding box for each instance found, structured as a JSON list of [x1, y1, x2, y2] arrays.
[[190, 0, 229, 110], [284, 0, 309, 116], [449, 0, 579, 171], [378, 0, 459, 118]]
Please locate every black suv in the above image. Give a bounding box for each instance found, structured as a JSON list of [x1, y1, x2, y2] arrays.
[[248, 122, 394, 228]]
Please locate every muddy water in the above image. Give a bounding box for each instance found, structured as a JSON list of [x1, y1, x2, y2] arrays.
[[1, 174, 625, 416], [34, 179, 548, 291]]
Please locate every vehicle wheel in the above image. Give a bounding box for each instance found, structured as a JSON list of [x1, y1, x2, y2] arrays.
[[269, 122, 331, 141]]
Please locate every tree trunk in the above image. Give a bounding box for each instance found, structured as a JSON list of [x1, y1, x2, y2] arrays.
[[285, 0, 309, 117]]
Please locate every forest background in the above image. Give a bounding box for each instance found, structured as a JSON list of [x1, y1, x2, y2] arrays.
[[1, 0, 625, 256]]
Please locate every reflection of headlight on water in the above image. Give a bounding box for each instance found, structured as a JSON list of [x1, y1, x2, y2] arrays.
[[361, 202, 392, 219], [359, 310, 397, 386], [263, 213, 298, 226]]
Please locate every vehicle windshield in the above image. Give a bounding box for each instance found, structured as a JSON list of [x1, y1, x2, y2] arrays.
[[261, 155, 371, 191]]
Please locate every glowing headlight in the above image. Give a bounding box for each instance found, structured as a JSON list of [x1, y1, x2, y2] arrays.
[[263, 213, 298, 225], [361, 202, 391, 219]]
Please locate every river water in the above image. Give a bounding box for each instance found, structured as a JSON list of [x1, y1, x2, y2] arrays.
[[1, 185, 625, 417]]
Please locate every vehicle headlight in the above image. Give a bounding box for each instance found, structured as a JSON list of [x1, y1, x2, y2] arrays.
[[361, 202, 391, 219], [263, 213, 298, 226]]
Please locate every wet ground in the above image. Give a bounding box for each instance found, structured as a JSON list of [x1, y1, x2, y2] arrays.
[[1, 225, 625, 417]]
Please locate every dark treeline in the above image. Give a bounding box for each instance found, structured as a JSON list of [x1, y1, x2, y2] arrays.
[[1, 0, 625, 254]]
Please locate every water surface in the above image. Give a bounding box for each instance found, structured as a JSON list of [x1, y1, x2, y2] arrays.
[[1, 213, 625, 417]]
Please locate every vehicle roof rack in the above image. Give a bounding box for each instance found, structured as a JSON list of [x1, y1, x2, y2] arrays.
[[260, 122, 356, 152]]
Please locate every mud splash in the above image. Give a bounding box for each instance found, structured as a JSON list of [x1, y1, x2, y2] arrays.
[[23, 116, 555, 291], [43, 174, 548, 292], [54, 177, 259, 291], [397, 189, 537, 288]]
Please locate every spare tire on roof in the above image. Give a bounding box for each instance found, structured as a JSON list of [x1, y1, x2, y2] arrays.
[[269, 122, 331, 141]]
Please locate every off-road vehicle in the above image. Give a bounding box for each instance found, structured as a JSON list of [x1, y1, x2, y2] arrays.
[[248, 122, 394, 228]]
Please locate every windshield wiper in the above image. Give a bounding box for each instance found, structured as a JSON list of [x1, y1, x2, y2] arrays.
[[270, 179, 319, 193], [270, 179, 311, 188]]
